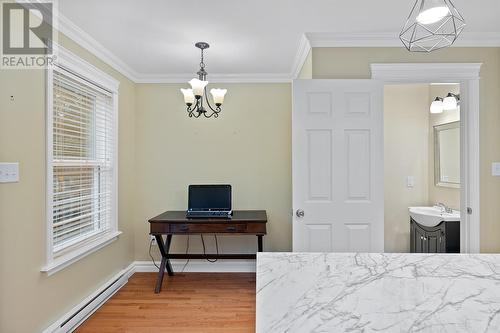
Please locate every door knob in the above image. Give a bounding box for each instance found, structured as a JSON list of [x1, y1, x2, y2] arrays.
[[296, 209, 305, 218]]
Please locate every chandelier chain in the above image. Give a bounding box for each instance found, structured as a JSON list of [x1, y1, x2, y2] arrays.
[[200, 48, 205, 69]]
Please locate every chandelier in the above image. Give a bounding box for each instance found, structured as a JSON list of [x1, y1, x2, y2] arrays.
[[180, 42, 227, 118], [400, 0, 466, 52]]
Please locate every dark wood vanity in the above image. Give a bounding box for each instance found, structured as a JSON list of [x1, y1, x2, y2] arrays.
[[410, 218, 460, 253]]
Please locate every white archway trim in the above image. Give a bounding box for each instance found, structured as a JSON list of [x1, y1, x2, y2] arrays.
[[371, 63, 482, 254]]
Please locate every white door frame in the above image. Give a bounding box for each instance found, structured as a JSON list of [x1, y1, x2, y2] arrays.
[[371, 63, 482, 253]]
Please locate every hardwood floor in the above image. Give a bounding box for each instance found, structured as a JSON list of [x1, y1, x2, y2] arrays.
[[76, 272, 256, 333]]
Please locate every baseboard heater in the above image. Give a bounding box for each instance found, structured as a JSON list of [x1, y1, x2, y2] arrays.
[[43, 265, 133, 333]]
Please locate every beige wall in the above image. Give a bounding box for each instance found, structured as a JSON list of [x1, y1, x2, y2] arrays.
[[1, 35, 499, 332], [134, 83, 292, 259], [313, 47, 500, 253], [0, 33, 136, 333], [428, 84, 461, 209], [384, 84, 430, 252]]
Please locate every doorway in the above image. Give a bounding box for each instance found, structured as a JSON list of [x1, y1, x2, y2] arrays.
[[384, 83, 461, 253], [291, 63, 481, 254], [372, 63, 481, 253]]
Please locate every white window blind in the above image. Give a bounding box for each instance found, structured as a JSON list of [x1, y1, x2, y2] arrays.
[[51, 66, 116, 254]]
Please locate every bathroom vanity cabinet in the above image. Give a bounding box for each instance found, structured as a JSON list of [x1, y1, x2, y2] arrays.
[[410, 218, 460, 253]]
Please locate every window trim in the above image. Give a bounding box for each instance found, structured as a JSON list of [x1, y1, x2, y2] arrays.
[[42, 45, 120, 276]]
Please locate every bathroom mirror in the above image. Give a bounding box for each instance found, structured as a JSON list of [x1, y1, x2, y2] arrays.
[[434, 121, 460, 188]]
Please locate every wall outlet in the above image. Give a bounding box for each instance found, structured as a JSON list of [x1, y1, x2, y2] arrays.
[[0, 163, 19, 183], [406, 176, 415, 188], [150, 235, 157, 245], [492, 162, 500, 176]]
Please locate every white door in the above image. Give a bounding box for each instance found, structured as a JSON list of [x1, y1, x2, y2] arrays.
[[293, 80, 384, 252]]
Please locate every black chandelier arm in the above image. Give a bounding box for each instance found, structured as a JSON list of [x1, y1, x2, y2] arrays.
[[186, 98, 201, 116], [203, 87, 222, 113], [203, 109, 220, 118]]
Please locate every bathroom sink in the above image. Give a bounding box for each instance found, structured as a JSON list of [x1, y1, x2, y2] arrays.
[[408, 206, 460, 228]]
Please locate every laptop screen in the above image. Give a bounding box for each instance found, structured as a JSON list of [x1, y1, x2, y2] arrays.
[[188, 185, 232, 211]]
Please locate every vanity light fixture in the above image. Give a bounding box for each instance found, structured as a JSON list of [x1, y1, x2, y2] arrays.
[[430, 93, 460, 113], [400, 0, 466, 52], [180, 42, 227, 118]]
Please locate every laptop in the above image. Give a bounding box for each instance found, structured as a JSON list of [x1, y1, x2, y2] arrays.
[[186, 184, 232, 218]]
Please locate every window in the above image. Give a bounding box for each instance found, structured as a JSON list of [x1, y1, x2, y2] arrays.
[[43, 47, 120, 275]]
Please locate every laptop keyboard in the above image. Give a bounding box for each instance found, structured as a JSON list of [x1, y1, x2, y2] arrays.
[[187, 211, 231, 218]]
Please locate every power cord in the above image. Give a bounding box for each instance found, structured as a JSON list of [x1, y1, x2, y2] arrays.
[[150, 234, 219, 270], [181, 235, 190, 273], [201, 234, 219, 263], [149, 238, 160, 270]]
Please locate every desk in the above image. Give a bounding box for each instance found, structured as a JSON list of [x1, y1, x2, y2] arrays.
[[149, 210, 267, 293]]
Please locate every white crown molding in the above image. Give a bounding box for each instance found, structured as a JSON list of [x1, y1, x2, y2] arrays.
[[57, 13, 141, 82], [52, 9, 499, 84], [371, 63, 482, 82], [306, 32, 500, 48], [57, 12, 293, 83], [290, 34, 312, 79]]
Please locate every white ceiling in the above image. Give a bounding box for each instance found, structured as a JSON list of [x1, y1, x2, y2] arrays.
[[58, 0, 500, 81]]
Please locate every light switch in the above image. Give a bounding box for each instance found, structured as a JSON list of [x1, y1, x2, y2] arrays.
[[407, 176, 415, 188], [492, 162, 500, 176], [0, 163, 19, 183]]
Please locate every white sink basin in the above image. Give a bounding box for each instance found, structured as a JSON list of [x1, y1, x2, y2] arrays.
[[408, 206, 460, 228]]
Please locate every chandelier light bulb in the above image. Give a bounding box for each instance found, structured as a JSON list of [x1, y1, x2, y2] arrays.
[[430, 97, 444, 114], [416, 0, 450, 25], [180, 88, 195, 105], [210, 88, 227, 106], [188, 78, 209, 97]]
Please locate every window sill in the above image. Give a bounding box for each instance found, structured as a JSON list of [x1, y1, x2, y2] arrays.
[[41, 231, 122, 276]]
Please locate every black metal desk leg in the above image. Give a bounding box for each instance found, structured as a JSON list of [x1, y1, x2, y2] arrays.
[[257, 235, 263, 252]]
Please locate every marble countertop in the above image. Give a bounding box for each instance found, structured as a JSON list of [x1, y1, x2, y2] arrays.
[[256, 252, 500, 333]]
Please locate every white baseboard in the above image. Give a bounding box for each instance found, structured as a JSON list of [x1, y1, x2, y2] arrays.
[[134, 259, 256, 273], [42, 263, 135, 333], [42, 259, 256, 332]]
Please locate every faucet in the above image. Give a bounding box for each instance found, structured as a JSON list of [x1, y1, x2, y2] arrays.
[[436, 202, 453, 214]]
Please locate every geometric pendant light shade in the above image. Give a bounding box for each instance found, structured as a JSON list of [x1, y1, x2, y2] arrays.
[[400, 0, 466, 52]]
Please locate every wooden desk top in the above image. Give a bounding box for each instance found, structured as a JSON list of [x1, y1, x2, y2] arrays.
[[149, 210, 268, 224]]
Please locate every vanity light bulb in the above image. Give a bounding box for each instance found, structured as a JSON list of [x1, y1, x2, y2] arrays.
[[430, 97, 444, 114], [443, 94, 458, 110], [188, 78, 209, 97]]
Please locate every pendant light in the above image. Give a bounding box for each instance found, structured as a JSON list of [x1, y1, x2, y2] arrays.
[[400, 0, 466, 52], [180, 42, 227, 118]]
